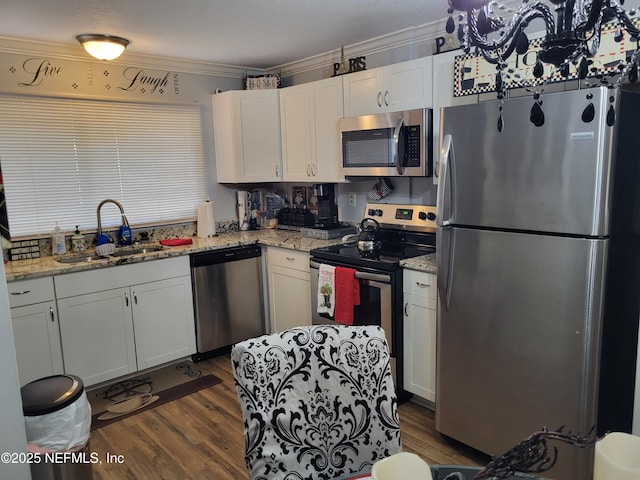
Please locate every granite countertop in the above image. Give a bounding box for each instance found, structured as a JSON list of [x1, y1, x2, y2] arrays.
[[5, 229, 437, 282], [401, 253, 437, 274], [5, 229, 343, 282]]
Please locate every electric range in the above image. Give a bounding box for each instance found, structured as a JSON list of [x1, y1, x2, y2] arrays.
[[309, 203, 437, 402]]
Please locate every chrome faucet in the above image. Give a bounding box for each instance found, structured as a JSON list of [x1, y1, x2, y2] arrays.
[[96, 199, 130, 237]]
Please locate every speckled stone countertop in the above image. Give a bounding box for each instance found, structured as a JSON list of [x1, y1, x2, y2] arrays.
[[5, 229, 437, 282], [5, 229, 343, 282], [401, 253, 437, 274]]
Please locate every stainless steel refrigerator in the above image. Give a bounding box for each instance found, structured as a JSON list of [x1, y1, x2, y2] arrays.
[[436, 86, 640, 480]]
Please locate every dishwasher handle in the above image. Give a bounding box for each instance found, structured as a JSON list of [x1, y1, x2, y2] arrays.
[[190, 245, 261, 268]]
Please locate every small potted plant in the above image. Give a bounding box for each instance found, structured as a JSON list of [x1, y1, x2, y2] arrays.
[[320, 284, 332, 308]]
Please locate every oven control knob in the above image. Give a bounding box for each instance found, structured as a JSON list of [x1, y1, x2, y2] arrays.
[[368, 209, 376, 216], [375, 209, 383, 216], [426, 212, 436, 221], [419, 212, 427, 220]]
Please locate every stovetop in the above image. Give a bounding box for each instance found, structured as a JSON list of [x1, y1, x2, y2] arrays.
[[310, 203, 437, 271], [310, 240, 435, 271]]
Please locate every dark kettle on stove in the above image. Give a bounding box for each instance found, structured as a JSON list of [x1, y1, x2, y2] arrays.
[[357, 218, 381, 253]]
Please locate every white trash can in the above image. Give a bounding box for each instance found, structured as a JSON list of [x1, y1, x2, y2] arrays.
[[20, 374, 93, 480]]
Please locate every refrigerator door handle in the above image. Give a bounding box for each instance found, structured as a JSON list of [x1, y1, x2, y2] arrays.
[[393, 117, 405, 175], [437, 134, 453, 226], [437, 225, 453, 311]]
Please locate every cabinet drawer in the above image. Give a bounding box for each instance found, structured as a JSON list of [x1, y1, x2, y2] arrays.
[[8, 277, 55, 308], [267, 247, 309, 273], [404, 270, 436, 300]]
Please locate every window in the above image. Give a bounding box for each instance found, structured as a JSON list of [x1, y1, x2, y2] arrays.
[[0, 95, 206, 238]]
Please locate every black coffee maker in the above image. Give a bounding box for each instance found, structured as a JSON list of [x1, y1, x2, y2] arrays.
[[313, 184, 339, 228]]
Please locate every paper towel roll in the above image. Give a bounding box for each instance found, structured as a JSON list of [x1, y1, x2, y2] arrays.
[[197, 200, 216, 238]]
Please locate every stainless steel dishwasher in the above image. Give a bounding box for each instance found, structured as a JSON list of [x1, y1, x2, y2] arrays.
[[190, 245, 265, 360]]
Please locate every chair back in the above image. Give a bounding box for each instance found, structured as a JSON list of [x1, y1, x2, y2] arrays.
[[231, 324, 401, 480]]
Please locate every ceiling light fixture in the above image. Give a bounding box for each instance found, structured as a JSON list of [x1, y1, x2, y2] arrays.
[[76, 34, 129, 61], [445, 0, 640, 129]]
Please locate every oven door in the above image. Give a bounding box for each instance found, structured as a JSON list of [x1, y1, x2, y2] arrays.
[[309, 260, 395, 378]]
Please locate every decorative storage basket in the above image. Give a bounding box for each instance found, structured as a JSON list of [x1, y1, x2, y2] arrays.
[[245, 75, 280, 90]]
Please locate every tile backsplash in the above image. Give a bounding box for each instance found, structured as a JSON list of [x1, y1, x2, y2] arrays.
[[9, 220, 240, 259]]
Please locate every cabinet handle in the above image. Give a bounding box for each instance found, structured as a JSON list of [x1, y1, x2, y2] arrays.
[[377, 91, 383, 107], [11, 290, 31, 295], [311, 164, 316, 176], [404, 302, 409, 317], [275, 165, 280, 177], [133, 292, 138, 305], [49, 306, 55, 322], [416, 282, 431, 288], [384, 90, 390, 106], [286, 256, 295, 261], [307, 164, 311, 176], [124, 292, 129, 307]]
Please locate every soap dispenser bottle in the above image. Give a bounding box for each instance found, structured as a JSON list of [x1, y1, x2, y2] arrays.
[[71, 226, 87, 252], [52, 222, 66, 255], [118, 215, 133, 246]]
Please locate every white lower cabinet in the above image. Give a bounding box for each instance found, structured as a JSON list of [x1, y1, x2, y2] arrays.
[[55, 256, 196, 387], [131, 276, 195, 370], [57, 288, 137, 386], [8, 277, 64, 386], [403, 269, 437, 402], [266, 247, 311, 333]]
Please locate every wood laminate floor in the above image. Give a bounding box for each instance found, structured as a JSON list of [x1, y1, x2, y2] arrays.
[[89, 354, 488, 479]]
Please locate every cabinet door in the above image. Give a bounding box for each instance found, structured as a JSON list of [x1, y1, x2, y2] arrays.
[[132, 276, 196, 370], [235, 91, 282, 182], [268, 265, 311, 333], [280, 84, 313, 181], [382, 57, 433, 112], [403, 293, 437, 402], [212, 90, 282, 183], [58, 288, 136, 387], [11, 301, 64, 386], [343, 68, 382, 116], [311, 77, 345, 183]]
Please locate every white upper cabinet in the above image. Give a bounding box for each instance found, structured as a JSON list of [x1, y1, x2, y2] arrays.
[[212, 90, 282, 183], [343, 57, 433, 116], [432, 50, 477, 184], [280, 76, 345, 183]]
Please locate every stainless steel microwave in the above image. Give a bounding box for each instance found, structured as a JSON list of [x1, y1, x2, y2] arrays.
[[339, 108, 432, 177]]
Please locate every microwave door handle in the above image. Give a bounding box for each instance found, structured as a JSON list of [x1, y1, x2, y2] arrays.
[[393, 117, 405, 175]]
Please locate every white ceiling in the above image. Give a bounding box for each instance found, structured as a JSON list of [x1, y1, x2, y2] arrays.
[[0, 0, 447, 69]]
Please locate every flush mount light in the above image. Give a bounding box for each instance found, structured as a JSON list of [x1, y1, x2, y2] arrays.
[[76, 34, 129, 61]]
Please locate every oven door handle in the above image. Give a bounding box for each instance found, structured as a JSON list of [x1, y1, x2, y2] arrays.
[[310, 261, 391, 284]]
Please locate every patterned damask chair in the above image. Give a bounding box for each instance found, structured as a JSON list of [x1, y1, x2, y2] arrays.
[[231, 324, 401, 480]]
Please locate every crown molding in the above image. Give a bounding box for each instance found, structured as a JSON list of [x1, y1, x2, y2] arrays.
[[269, 19, 445, 77], [0, 17, 448, 80], [0, 36, 263, 78]]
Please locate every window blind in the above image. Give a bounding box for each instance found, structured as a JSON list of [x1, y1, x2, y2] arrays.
[[0, 95, 206, 238]]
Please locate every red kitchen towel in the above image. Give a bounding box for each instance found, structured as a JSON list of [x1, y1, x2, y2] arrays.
[[334, 266, 360, 325]]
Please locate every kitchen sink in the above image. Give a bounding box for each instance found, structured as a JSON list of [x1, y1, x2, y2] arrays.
[[55, 245, 165, 263], [109, 245, 166, 257], [55, 255, 109, 264]]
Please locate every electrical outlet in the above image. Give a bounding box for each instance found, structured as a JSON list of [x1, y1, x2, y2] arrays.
[[348, 192, 357, 207]]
